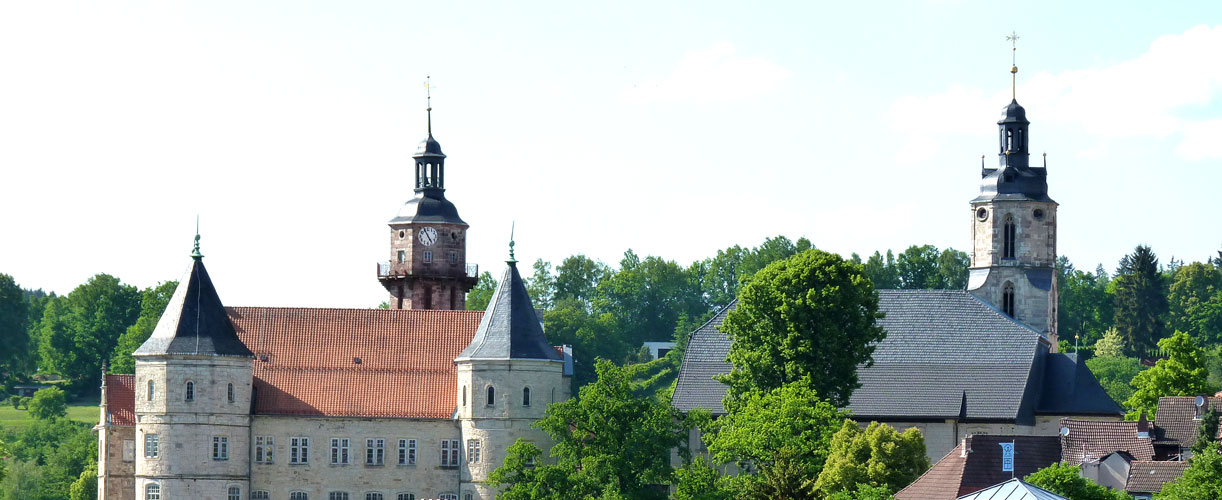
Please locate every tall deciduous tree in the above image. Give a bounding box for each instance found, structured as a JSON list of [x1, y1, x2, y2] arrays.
[[486, 360, 688, 500], [525, 259, 556, 311], [1114, 245, 1169, 356], [464, 272, 497, 311], [720, 249, 885, 406], [37, 274, 140, 392], [554, 254, 609, 306], [1024, 462, 1132, 500], [1086, 355, 1146, 406], [0, 273, 31, 376], [109, 281, 178, 374], [594, 251, 707, 347], [1059, 257, 1116, 349], [1125, 331, 1211, 419], [1192, 407, 1220, 456], [896, 245, 941, 289], [813, 420, 929, 497], [1157, 441, 1222, 499], [861, 250, 900, 289], [1168, 262, 1222, 346], [28, 386, 67, 420]]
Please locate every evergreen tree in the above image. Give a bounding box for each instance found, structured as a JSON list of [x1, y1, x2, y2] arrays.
[[1114, 245, 1169, 356]]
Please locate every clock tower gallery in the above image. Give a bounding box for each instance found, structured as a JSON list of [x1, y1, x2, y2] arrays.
[[377, 108, 478, 310]]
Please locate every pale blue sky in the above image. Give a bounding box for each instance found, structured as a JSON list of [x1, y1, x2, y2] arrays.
[[2, 1, 1219, 307]]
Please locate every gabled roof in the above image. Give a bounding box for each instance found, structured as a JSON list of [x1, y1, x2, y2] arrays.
[[896, 435, 1061, 500], [456, 261, 563, 362], [955, 479, 1068, 500], [1125, 460, 1188, 494], [134, 256, 253, 358], [672, 302, 736, 414], [1037, 353, 1125, 416], [230, 307, 483, 418], [102, 374, 135, 426], [1060, 418, 1154, 464], [1152, 396, 1222, 447]]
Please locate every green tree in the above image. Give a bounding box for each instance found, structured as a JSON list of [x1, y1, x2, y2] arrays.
[[1059, 258, 1116, 348], [0, 274, 31, 377], [542, 299, 628, 389], [1168, 263, 1221, 341], [704, 381, 848, 500], [593, 251, 707, 347], [486, 360, 688, 500], [554, 255, 609, 306], [936, 248, 970, 290], [1085, 355, 1146, 406], [37, 274, 140, 392], [701, 245, 749, 308], [1192, 407, 1220, 456], [3, 418, 96, 500], [1094, 328, 1126, 358], [465, 272, 498, 311], [525, 259, 556, 311], [109, 281, 177, 374], [0, 460, 45, 500], [1125, 332, 1211, 419], [1024, 462, 1133, 500], [68, 463, 97, 500], [896, 245, 941, 289], [28, 386, 67, 420], [861, 250, 900, 289], [19, 396, 31, 410], [823, 483, 896, 500], [1157, 441, 1222, 499], [1114, 246, 1169, 356], [720, 249, 885, 406], [813, 420, 929, 497], [7, 395, 19, 409], [673, 456, 734, 500]]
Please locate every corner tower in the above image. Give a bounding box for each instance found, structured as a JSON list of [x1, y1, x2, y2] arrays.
[[378, 89, 478, 309], [454, 241, 570, 500], [132, 235, 255, 499], [966, 53, 1059, 349]]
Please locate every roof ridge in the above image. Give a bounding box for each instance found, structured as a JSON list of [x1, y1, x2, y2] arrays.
[[227, 305, 484, 315]]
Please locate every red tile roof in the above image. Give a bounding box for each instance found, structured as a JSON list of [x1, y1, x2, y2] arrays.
[[1060, 418, 1154, 464], [1152, 396, 1222, 447], [895, 443, 967, 500], [1125, 460, 1188, 493], [104, 374, 136, 426], [895, 435, 1061, 500], [228, 307, 483, 419]]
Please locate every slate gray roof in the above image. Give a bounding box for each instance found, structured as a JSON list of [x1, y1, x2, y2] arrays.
[[1152, 396, 1222, 447], [1037, 353, 1126, 416], [671, 289, 1123, 421], [134, 256, 253, 358], [456, 260, 563, 362]]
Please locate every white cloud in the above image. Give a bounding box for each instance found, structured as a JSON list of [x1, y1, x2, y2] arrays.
[[1177, 119, 1222, 160], [620, 42, 791, 104], [889, 24, 1222, 161]]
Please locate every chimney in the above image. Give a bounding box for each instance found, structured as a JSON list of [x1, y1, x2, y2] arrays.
[[961, 436, 972, 457], [1137, 413, 1150, 439]]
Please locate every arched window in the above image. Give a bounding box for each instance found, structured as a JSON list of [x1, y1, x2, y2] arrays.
[[290, 493, 309, 500], [397, 494, 416, 500], [522, 387, 531, 407], [486, 386, 495, 406], [1002, 281, 1016, 317], [227, 383, 235, 403], [145, 483, 161, 500], [1003, 215, 1016, 259], [147, 380, 155, 401], [228, 486, 241, 500], [185, 381, 194, 402]]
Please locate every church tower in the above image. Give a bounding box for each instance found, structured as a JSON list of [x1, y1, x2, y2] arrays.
[[966, 49, 1059, 349], [132, 236, 255, 499], [454, 241, 570, 500], [378, 89, 478, 309]]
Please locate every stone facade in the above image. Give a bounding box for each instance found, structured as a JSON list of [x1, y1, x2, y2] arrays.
[[385, 222, 472, 310], [968, 198, 1059, 348], [97, 424, 136, 500]]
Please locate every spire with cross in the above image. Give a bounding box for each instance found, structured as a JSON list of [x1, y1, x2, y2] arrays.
[[1007, 31, 1020, 100]]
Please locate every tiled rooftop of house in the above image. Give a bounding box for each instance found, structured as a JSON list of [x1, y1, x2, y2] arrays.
[[103, 374, 135, 426], [1059, 418, 1153, 464], [1152, 396, 1222, 447], [1125, 460, 1189, 494], [895, 435, 1061, 500]]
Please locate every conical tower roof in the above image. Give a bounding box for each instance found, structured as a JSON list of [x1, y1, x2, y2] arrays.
[[134, 247, 252, 358], [456, 259, 562, 362]]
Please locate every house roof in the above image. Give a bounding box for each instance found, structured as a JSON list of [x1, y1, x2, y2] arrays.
[[671, 289, 1119, 421], [955, 478, 1068, 500], [455, 260, 564, 362], [134, 256, 253, 358], [103, 374, 135, 426], [1152, 396, 1222, 447], [1125, 460, 1188, 494], [230, 307, 483, 419], [1059, 418, 1154, 464], [896, 435, 1061, 500]]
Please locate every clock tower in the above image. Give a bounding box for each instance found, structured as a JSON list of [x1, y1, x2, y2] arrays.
[[377, 104, 478, 310]]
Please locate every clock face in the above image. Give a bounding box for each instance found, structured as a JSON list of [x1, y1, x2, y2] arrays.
[[418, 226, 438, 246]]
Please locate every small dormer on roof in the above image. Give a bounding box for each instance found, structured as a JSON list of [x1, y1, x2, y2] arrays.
[[456, 239, 562, 362], [133, 234, 253, 358]]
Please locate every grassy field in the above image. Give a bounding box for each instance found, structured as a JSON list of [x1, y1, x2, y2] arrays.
[[0, 401, 98, 432]]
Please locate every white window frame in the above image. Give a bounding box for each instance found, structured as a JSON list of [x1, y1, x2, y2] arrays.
[[145, 483, 161, 500], [290, 493, 309, 500], [331, 438, 350, 465], [438, 495, 458, 500], [255, 436, 274, 464], [147, 380, 155, 401], [144, 433, 159, 459], [290, 436, 310, 464], [366, 438, 385, 466], [227, 485, 241, 500], [441, 439, 460, 467], [328, 493, 350, 500], [213, 436, 229, 460], [396, 494, 415, 500], [251, 491, 270, 500], [365, 493, 385, 500], [398, 439, 416, 465], [466, 439, 481, 463]]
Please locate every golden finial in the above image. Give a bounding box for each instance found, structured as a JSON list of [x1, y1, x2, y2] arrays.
[[424, 75, 435, 136], [1006, 31, 1020, 100]]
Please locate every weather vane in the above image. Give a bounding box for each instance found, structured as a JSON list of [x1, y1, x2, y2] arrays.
[[1006, 31, 1020, 100], [508, 221, 517, 264]]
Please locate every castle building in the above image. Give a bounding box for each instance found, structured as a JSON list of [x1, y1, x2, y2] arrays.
[[96, 117, 572, 500], [673, 68, 1122, 463]]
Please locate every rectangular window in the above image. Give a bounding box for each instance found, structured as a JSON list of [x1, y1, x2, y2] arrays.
[[397, 250, 406, 264], [213, 436, 229, 460], [146, 484, 161, 500], [398, 439, 417, 465], [144, 434, 159, 459], [251, 492, 270, 500], [290, 493, 309, 500], [290, 437, 309, 464], [438, 495, 457, 500], [329, 493, 349, 500], [448, 252, 458, 265], [397, 494, 415, 500], [123, 439, 136, 462], [464, 494, 473, 500], [366, 494, 384, 500], [255, 436, 274, 464], [228, 486, 241, 500], [366, 438, 385, 465], [466, 439, 481, 463], [422, 251, 433, 264], [441, 440, 460, 467], [331, 438, 350, 465]]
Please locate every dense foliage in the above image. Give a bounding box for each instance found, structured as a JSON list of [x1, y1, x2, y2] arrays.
[[721, 249, 885, 407], [0, 418, 97, 500], [1156, 441, 1222, 499], [108, 281, 177, 374], [1125, 331, 1211, 419], [1114, 245, 1169, 356], [813, 420, 928, 497], [1024, 462, 1134, 500]]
